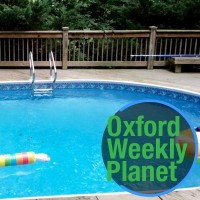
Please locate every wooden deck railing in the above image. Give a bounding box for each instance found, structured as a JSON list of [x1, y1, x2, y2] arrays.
[[67, 29, 150, 68], [0, 26, 200, 69], [155, 30, 200, 67], [0, 31, 63, 67]]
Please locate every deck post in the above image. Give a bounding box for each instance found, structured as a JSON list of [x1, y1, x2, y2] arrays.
[[147, 26, 157, 70], [62, 27, 69, 69]]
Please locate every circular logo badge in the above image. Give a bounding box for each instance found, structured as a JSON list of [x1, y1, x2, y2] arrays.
[[102, 100, 197, 197]]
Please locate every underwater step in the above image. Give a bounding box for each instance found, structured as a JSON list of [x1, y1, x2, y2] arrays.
[[33, 88, 53, 96], [33, 88, 53, 92]]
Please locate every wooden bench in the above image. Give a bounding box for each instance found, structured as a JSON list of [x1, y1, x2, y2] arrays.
[[168, 57, 200, 73]]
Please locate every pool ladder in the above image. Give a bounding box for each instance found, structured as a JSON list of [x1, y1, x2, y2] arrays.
[[29, 51, 57, 96]]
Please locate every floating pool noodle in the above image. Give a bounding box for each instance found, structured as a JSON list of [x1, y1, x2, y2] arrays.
[[0, 152, 50, 167]]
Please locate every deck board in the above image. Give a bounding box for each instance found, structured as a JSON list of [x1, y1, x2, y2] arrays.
[[97, 194, 160, 200], [161, 189, 200, 200], [21, 189, 200, 200]]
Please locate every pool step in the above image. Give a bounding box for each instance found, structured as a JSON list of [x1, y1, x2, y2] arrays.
[[33, 88, 53, 96]]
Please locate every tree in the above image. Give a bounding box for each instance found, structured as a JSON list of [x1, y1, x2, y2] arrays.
[[0, 0, 50, 30], [0, 0, 200, 30]]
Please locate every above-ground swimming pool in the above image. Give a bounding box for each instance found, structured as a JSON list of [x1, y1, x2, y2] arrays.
[[0, 81, 199, 199]]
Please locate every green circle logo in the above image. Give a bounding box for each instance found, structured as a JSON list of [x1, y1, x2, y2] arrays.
[[101, 100, 197, 197]]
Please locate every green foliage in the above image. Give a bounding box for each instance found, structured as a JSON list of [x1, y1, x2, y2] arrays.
[[0, 0, 29, 7], [0, 0, 50, 30], [0, 0, 200, 30], [47, 0, 111, 30]]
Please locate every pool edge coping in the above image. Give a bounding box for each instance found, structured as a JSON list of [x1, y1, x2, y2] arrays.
[[2, 187, 200, 200], [0, 79, 199, 96]]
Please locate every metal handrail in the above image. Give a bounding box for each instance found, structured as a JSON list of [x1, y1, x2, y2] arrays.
[[49, 51, 57, 83], [29, 51, 35, 84]]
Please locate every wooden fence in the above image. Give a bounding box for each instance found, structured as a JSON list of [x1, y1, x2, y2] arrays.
[[0, 26, 200, 69]]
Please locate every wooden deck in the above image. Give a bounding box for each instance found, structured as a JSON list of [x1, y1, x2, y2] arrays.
[[161, 188, 200, 200], [21, 189, 200, 200], [0, 69, 199, 93]]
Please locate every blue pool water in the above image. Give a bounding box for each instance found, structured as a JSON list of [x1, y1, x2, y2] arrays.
[[0, 81, 199, 198]]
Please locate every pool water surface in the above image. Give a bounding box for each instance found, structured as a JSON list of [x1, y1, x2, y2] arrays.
[[0, 82, 199, 198]]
